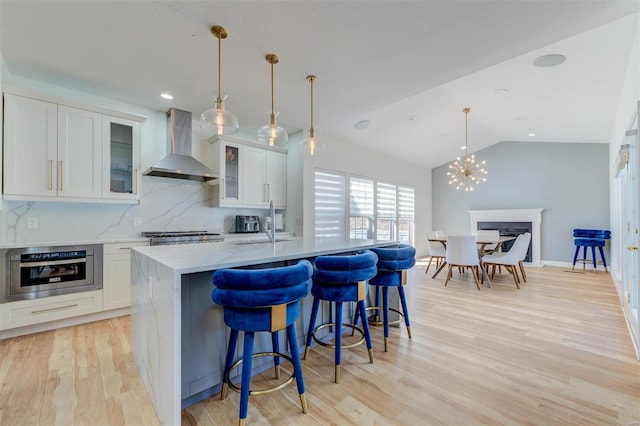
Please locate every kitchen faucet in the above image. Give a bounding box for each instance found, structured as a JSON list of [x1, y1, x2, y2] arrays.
[[266, 200, 276, 243]]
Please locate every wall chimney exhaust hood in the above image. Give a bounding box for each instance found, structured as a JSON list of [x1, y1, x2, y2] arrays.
[[143, 108, 218, 182]]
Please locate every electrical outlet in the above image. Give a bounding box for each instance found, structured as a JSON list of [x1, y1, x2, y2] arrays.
[[27, 217, 38, 229], [134, 217, 142, 227], [625, 291, 631, 303]]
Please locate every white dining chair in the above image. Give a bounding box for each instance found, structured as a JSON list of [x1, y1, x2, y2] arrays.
[[474, 229, 500, 254], [425, 231, 446, 274], [481, 232, 531, 289], [444, 235, 481, 290]]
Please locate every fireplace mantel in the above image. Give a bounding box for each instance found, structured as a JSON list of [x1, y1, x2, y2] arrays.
[[468, 209, 543, 266]]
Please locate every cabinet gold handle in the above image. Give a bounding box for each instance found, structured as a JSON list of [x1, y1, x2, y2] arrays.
[[221, 178, 225, 199], [49, 160, 53, 190], [32, 303, 78, 314], [628, 245, 639, 251], [267, 183, 270, 201], [59, 160, 64, 191], [119, 247, 132, 251], [134, 168, 138, 194]]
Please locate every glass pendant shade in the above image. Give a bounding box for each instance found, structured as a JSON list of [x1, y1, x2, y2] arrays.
[[446, 107, 487, 191], [301, 127, 325, 157], [200, 25, 239, 136], [258, 53, 287, 146], [200, 94, 239, 135], [257, 111, 288, 146]]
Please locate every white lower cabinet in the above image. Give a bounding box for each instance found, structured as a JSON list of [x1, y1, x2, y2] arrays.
[[0, 290, 103, 331], [103, 242, 148, 310]]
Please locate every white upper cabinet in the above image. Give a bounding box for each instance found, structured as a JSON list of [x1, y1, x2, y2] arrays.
[[57, 105, 102, 198], [2, 89, 144, 203], [3, 94, 58, 197], [210, 135, 287, 209], [266, 150, 287, 209]]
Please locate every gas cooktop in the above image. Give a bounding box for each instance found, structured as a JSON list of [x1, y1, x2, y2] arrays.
[[142, 231, 224, 246]]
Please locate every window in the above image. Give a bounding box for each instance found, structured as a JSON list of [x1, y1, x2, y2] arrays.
[[314, 169, 415, 244], [314, 170, 346, 238], [349, 177, 374, 239], [376, 182, 396, 241], [398, 185, 415, 244]]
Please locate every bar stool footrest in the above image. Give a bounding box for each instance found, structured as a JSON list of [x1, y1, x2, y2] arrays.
[[224, 351, 295, 396], [311, 322, 365, 349]]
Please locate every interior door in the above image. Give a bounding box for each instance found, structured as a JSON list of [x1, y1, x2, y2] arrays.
[[619, 107, 639, 356]]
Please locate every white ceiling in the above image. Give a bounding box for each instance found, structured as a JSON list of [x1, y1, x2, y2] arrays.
[[1, 1, 638, 169]]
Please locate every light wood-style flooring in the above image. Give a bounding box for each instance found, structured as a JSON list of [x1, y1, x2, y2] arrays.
[[1, 262, 638, 425]]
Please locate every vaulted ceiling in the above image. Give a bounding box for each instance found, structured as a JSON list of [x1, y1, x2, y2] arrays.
[[1, 1, 638, 168]]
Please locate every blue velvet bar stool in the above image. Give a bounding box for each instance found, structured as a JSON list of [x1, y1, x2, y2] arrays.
[[365, 244, 416, 352], [572, 229, 611, 273], [303, 250, 378, 383], [211, 260, 313, 426]]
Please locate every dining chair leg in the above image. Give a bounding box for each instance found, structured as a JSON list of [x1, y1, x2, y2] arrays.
[[507, 265, 520, 289], [444, 265, 454, 286], [425, 257, 434, 274], [471, 266, 481, 290], [518, 261, 527, 282], [491, 264, 496, 278]]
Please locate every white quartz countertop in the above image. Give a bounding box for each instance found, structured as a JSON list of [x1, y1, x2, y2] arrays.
[[0, 237, 150, 249], [133, 237, 396, 275]]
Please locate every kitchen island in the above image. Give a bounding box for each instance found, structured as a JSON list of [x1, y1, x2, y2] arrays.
[[130, 237, 395, 425]]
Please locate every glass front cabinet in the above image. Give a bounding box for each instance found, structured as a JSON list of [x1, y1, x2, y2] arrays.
[[210, 136, 287, 209], [102, 115, 140, 201]]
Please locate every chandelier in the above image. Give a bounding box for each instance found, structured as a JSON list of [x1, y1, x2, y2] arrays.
[[447, 107, 487, 191]]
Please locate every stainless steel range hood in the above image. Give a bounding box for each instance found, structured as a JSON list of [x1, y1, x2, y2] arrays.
[[143, 108, 218, 182]]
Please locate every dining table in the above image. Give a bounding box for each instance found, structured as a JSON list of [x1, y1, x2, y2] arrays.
[[427, 235, 516, 288]]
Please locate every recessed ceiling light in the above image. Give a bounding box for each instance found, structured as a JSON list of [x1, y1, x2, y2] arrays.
[[533, 54, 567, 67], [407, 114, 416, 121], [528, 133, 536, 137], [354, 120, 370, 130], [160, 93, 174, 100], [494, 88, 509, 94]]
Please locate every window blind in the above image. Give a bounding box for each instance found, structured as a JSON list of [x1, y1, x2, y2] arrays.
[[398, 185, 415, 219], [350, 177, 374, 216], [376, 182, 397, 219], [314, 169, 346, 238]]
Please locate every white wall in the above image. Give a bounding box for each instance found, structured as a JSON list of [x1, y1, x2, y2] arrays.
[[299, 133, 432, 256]]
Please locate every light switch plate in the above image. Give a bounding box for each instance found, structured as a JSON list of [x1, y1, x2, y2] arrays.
[[27, 217, 38, 229]]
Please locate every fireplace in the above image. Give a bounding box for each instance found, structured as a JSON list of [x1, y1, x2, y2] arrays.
[[478, 221, 532, 262], [468, 209, 543, 266]]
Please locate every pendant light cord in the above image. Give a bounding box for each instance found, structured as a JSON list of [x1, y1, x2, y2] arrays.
[[270, 61, 275, 115], [310, 77, 314, 129], [217, 35, 222, 98]]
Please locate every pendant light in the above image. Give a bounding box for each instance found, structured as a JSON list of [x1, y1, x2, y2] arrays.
[[257, 53, 288, 146], [300, 75, 325, 156], [447, 107, 487, 191], [200, 25, 239, 136]]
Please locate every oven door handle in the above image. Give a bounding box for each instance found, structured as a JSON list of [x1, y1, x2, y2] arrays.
[[19, 258, 87, 268]]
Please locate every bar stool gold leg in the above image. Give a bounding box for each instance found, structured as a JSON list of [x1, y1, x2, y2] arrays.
[[407, 325, 412, 339], [368, 348, 374, 363], [335, 365, 341, 383], [274, 364, 280, 380], [300, 393, 308, 413], [303, 346, 310, 360], [239, 418, 246, 426], [220, 382, 228, 400], [384, 337, 389, 352]]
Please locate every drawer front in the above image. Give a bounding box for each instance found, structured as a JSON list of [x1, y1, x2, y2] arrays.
[[1, 290, 102, 330], [103, 241, 148, 255]]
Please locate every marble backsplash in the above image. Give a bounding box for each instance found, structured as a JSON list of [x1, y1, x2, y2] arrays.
[[0, 176, 279, 244]]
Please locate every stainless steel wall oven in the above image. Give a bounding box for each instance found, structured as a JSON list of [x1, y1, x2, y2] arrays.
[[1, 244, 103, 303]]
